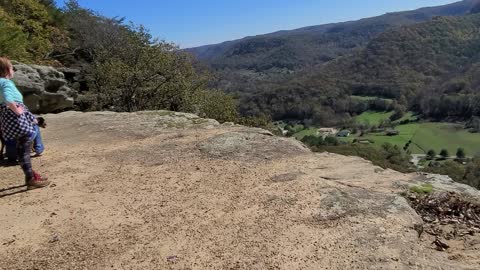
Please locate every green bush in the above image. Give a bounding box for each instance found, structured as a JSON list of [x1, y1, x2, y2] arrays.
[[193, 89, 238, 123], [456, 147, 466, 159], [423, 160, 466, 186], [440, 149, 449, 159], [427, 150, 436, 160], [324, 136, 339, 146], [310, 143, 413, 173], [463, 159, 480, 189], [90, 29, 203, 113], [410, 184, 434, 194], [237, 114, 272, 129], [301, 135, 324, 147]]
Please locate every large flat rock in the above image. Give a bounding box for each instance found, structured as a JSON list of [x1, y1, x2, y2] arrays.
[[0, 111, 479, 269]]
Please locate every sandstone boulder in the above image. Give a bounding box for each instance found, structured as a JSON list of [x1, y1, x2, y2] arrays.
[[12, 63, 75, 113]]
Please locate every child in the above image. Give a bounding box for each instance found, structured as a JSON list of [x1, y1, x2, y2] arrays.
[[0, 57, 50, 189], [4, 117, 46, 160], [32, 117, 46, 156]]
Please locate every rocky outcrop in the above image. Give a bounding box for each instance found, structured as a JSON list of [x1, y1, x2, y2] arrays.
[[12, 63, 76, 113], [0, 111, 479, 269], [410, 173, 480, 197]]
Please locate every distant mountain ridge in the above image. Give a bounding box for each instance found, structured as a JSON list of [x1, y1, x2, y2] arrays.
[[188, 0, 479, 72], [233, 11, 480, 123]]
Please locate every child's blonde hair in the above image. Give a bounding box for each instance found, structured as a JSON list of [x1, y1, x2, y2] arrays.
[[0, 57, 12, 78]]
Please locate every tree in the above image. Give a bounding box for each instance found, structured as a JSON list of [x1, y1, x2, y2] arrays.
[[66, 5, 238, 121], [463, 159, 480, 189], [193, 89, 238, 123], [466, 117, 480, 132], [456, 148, 466, 159], [379, 118, 392, 129], [0, 10, 29, 60], [426, 150, 436, 160], [471, 3, 480, 14], [381, 143, 411, 166], [324, 136, 339, 146], [439, 149, 449, 159], [390, 105, 406, 121], [301, 135, 324, 147], [39, 0, 56, 7], [424, 160, 465, 185], [57, 0, 240, 123], [0, 0, 68, 63], [91, 27, 212, 113], [62, 0, 128, 63]]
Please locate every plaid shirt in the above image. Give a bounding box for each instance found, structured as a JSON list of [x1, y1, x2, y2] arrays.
[[0, 103, 35, 140]]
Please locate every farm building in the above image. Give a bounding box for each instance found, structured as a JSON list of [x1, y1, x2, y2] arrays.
[[337, 130, 351, 137], [318, 128, 338, 136]]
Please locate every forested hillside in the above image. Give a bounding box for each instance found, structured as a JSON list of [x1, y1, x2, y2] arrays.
[[204, 2, 480, 125], [323, 13, 480, 120], [0, 0, 68, 63], [0, 0, 238, 123], [189, 0, 477, 71], [188, 0, 477, 77]]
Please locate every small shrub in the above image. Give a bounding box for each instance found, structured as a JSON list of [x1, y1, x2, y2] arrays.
[[410, 184, 434, 194], [440, 149, 449, 159], [456, 148, 466, 159], [194, 89, 238, 123], [301, 135, 324, 147], [237, 114, 272, 129], [324, 136, 339, 146]]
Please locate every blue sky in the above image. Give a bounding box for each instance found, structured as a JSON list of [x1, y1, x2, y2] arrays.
[[55, 0, 459, 48]]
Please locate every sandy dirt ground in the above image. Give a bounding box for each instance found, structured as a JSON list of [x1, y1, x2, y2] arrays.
[[1, 111, 479, 269]]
